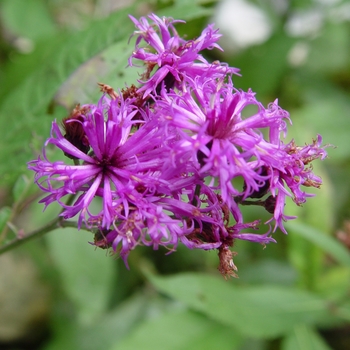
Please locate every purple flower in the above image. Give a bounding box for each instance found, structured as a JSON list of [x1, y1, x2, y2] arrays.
[[28, 13, 329, 278], [155, 75, 329, 239], [28, 95, 190, 229], [129, 13, 239, 98]]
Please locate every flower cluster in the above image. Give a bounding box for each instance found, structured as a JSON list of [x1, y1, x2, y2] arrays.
[[28, 14, 328, 278]]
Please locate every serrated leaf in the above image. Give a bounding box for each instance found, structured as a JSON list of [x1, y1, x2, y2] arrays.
[[0, 3, 215, 185], [45, 227, 115, 325], [54, 38, 142, 108], [147, 272, 339, 338], [0, 5, 136, 184], [111, 309, 242, 350], [282, 325, 332, 350]]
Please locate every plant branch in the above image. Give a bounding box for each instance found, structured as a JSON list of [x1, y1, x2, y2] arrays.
[[0, 218, 91, 255], [0, 218, 61, 255], [0, 194, 90, 255]]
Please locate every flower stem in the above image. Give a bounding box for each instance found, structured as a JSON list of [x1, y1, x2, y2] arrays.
[[0, 218, 91, 255], [0, 194, 88, 255], [191, 184, 201, 207], [0, 218, 61, 255], [240, 199, 265, 207]]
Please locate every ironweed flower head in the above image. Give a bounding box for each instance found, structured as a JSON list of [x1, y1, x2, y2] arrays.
[[128, 13, 239, 98], [28, 13, 329, 278]]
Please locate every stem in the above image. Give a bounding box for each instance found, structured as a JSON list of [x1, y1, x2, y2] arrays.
[[240, 199, 265, 207], [191, 184, 201, 207], [0, 192, 42, 245], [0, 218, 91, 255], [0, 218, 60, 255], [0, 194, 88, 255]]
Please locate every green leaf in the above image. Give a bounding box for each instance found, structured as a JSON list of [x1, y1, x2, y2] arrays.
[[78, 292, 154, 350], [286, 221, 350, 267], [53, 38, 142, 108], [45, 227, 115, 325], [282, 325, 332, 350], [0, 0, 56, 41], [147, 272, 338, 338], [238, 258, 297, 285], [0, 5, 136, 184], [45, 291, 151, 350], [0, 2, 215, 186], [111, 309, 243, 350], [158, 0, 212, 20], [12, 174, 31, 203]]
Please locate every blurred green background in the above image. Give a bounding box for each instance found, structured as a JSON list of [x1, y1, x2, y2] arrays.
[[0, 0, 349, 349]]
